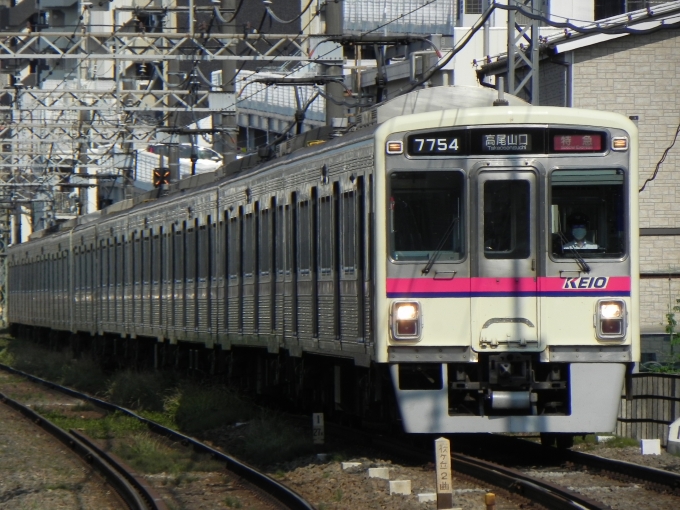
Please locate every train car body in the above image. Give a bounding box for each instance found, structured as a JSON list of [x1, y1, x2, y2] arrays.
[[7, 86, 639, 436]]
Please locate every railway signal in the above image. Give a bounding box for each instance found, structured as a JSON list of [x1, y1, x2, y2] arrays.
[[153, 168, 170, 187]]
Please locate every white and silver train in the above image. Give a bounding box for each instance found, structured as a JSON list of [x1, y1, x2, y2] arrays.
[[7, 86, 639, 440]]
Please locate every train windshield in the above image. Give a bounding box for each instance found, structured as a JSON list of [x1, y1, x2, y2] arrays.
[[388, 171, 464, 262], [550, 169, 626, 259]]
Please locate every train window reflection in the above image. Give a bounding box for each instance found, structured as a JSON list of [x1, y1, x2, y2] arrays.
[[484, 180, 530, 259], [389, 171, 464, 262], [550, 169, 626, 259]]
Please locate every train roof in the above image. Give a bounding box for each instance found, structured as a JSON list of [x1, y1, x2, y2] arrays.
[[24, 86, 530, 242]]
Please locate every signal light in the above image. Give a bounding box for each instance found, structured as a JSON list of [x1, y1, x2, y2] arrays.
[[153, 168, 170, 187]]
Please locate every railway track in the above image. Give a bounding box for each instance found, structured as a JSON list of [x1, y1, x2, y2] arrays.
[[0, 391, 165, 510], [323, 422, 680, 510], [0, 362, 314, 510], [458, 434, 680, 495], [450, 434, 680, 509], [4, 358, 679, 509]]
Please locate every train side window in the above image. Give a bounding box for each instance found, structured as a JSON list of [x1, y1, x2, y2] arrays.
[[228, 216, 240, 279], [276, 205, 285, 276], [173, 228, 183, 282], [284, 204, 293, 275], [124, 236, 132, 287], [550, 169, 626, 259], [318, 196, 332, 274], [484, 180, 530, 259], [101, 241, 108, 288], [134, 234, 142, 285], [198, 224, 208, 280], [342, 191, 356, 274], [152, 234, 161, 285], [259, 208, 271, 276], [115, 238, 123, 286], [163, 230, 171, 285], [143, 234, 151, 285], [298, 200, 311, 274], [243, 213, 255, 277], [187, 226, 196, 283], [208, 219, 215, 281], [389, 171, 464, 262]]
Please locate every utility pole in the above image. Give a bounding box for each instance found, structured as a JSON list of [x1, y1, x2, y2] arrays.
[[168, 3, 181, 184], [322, 0, 345, 126], [216, 0, 237, 163], [507, 0, 540, 104]]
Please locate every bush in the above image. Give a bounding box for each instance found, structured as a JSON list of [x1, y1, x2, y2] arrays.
[[106, 370, 168, 412], [60, 356, 108, 395], [171, 384, 256, 434], [234, 414, 312, 465]]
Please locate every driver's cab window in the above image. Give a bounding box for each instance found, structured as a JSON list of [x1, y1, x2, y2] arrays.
[[389, 171, 465, 262], [550, 169, 626, 259]]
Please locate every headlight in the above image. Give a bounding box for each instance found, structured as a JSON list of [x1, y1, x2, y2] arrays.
[[391, 301, 421, 340], [600, 302, 622, 319], [596, 299, 626, 339]]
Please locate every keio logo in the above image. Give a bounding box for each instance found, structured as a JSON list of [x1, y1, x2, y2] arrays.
[[562, 277, 609, 290]]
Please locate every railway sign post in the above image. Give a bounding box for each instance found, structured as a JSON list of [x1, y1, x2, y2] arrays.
[[312, 413, 324, 445], [435, 437, 454, 509]]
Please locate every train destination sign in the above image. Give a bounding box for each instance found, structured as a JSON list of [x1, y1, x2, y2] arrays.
[[481, 133, 531, 152], [553, 133, 603, 152], [406, 128, 607, 156]]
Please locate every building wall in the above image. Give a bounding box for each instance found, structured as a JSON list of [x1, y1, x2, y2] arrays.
[[538, 60, 568, 106], [570, 29, 680, 352]]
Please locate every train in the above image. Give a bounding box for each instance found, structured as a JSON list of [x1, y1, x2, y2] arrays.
[[6, 86, 639, 444]]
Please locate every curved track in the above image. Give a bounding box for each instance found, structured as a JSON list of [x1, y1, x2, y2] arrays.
[[0, 362, 314, 510], [0, 391, 164, 510]]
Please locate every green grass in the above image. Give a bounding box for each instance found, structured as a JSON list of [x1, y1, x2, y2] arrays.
[[224, 495, 243, 508], [574, 434, 640, 448], [2, 334, 315, 467], [0, 337, 108, 395], [115, 432, 222, 474], [36, 408, 147, 440]]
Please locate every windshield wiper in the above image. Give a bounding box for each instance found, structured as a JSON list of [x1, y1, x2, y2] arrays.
[[422, 217, 460, 275], [557, 231, 591, 273]]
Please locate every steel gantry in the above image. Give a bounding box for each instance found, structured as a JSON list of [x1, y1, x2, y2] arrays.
[[0, 8, 338, 326]]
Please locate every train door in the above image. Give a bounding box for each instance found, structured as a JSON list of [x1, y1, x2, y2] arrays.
[[471, 170, 539, 351]]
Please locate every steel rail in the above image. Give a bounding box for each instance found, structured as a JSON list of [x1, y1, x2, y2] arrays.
[[562, 448, 680, 492], [511, 435, 680, 494], [0, 362, 315, 510], [0, 391, 161, 510], [369, 435, 606, 510]]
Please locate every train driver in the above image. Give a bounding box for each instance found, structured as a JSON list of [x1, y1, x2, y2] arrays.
[[563, 213, 598, 250]]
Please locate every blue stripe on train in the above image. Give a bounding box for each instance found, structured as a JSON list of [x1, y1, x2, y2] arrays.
[[386, 291, 631, 298]]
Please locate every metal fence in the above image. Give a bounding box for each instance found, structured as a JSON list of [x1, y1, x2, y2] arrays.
[[344, 0, 455, 34], [616, 373, 680, 446]]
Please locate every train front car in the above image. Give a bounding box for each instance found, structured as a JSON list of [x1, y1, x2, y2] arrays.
[[374, 107, 639, 437]]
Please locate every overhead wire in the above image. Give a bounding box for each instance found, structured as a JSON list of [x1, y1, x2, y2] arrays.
[[639, 121, 680, 192], [20, 0, 680, 193], [263, 0, 315, 25]]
